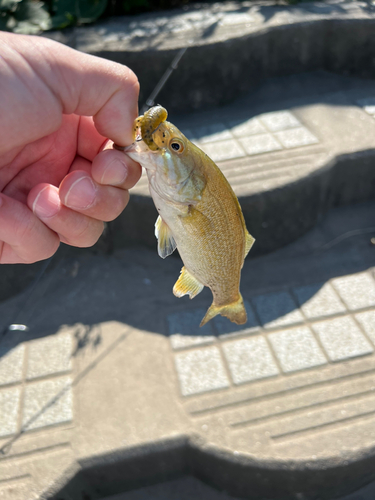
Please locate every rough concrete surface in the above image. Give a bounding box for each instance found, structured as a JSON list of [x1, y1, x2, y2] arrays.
[[46, 1, 375, 113], [114, 71, 375, 256], [1, 201, 375, 499], [1, 3, 375, 499]]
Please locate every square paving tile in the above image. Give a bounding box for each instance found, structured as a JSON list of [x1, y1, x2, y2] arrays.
[[252, 291, 304, 329], [239, 134, 282, 156], [274, 127, 319, 149], [331, 272, 375, 310], [355, 310, 375, 345], [312, 316, 373, 362], [200, 139, 246, 162], [268, 327, 327, 373], [22, 377, 73, 431], [228, 117, 267, 137], [190, 123, 233, 143], [293, 282, 347, 319], [0, 343, 25, 386], [0, 387, 20, 437], [357, 97, 375, 115], [222, 336, 279, 384], [27, 333, 73, 380], [214, 301, 260, 338], [174, 346, 229, 396], [168, 310, 215, 350], [259, 110, 301, 132]]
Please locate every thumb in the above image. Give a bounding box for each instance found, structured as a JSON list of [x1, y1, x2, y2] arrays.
[[0, 32, 139, 152]]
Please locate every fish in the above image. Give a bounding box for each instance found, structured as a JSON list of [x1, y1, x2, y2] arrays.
[[122, 105, 255, 327]]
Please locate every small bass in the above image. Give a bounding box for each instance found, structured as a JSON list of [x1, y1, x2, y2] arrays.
[[123, 105, 255, 326]]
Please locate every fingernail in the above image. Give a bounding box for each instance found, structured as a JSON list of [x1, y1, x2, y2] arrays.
[[64, 176, 96, 209], [101, 158, 128, 185], [33, 186, 61, 218]]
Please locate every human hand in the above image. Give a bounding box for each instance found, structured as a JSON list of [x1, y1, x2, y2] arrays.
[[0, 32, 141, 264]]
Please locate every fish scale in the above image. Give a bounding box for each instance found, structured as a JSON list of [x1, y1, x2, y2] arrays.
[[123, 105, 255, 326]]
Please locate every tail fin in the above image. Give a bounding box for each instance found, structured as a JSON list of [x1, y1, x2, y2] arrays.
[[200, 294, 247, 327]]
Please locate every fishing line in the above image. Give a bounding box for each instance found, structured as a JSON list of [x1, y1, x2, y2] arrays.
[[316, 227, 375, 251]]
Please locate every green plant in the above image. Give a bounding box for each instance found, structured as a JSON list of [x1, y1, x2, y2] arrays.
[[0, 0, 107, 33]]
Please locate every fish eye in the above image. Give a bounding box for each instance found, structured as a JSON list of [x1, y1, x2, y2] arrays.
[[170, 138, 184, 153]]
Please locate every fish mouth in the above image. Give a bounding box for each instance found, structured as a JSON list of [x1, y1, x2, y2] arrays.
[[118, 136, 163, 172]]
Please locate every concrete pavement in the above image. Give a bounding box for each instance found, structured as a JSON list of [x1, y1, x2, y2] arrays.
[[0, 201, 375, 499], [115, 70, 375, 255]]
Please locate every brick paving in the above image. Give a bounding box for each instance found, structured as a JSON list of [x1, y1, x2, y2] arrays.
[[1, 77, 375, 500], [168, 270, 375, 396]]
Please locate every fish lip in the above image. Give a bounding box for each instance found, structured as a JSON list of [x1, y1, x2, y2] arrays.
[[121, 138, 167, 155]]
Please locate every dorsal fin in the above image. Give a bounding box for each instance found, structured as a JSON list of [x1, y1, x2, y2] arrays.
[[245, 231, 255, 257], [155, 216, 177, 259], [173, 266, 204, 299]]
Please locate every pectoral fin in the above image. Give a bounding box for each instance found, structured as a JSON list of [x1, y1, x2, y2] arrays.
[[155, 216, 177, 259], [245, 230, 255, 257], [173, 267, 204, 299]]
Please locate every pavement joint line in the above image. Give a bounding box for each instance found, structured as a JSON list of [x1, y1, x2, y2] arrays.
[[0, 332, 75, 441], [0, 441, 71, 462], [271, 407, 375, 442], [230, 387, 375, 429], [0, 473, 31, 485], [187, 363, 375, 416]]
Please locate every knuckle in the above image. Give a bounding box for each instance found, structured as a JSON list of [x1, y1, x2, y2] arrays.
[[104, 191, 129, 222], [64, 217, 104, 248]]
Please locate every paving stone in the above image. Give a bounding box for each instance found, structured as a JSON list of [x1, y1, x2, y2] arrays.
[[268, 326, 327, 373], [214, 300, 259, 338], [331, 272, 375, 310], [259, 110, 301, 132], [293, 282, 347, 319], [238, 134, 282, 156], [190, 123, 233, 143], [168, 310, 215, 350], [27, 333, 72, 380], [357, 97, 375, 115], [222, 336, 279, 384], [355, 310, 375, 345], [274, 127, 319, 149], [228, 117, 267, 137], [0, 387, 20, 437], [174, 347, 229, 396], [0, 343, 25, 386], [22, 377, 73, 431], [312, 316, 374, 362], [252, 291, 304, 329], [200, 140, 246, 162]]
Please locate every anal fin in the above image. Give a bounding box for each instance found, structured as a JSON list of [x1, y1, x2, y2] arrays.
[[155, 215, 177, 259], [173, 267, 204, 299], [245, 230, 255, 257]]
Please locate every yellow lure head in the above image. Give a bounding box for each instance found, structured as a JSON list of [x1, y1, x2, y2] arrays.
[[139, 105, 168, 151]]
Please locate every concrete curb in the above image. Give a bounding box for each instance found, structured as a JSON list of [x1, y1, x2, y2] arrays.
[[49, 434, 375, 499], [2, 202, 375, 499], [46, 1, 375, 113]]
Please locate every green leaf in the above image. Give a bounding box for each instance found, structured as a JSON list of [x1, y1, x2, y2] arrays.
[[0, 0, 22, 13], [0, 11, 10, 29], [49, 12, 75, 29], [76, 0, 107, 23], [13, 1, 51, 33]]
